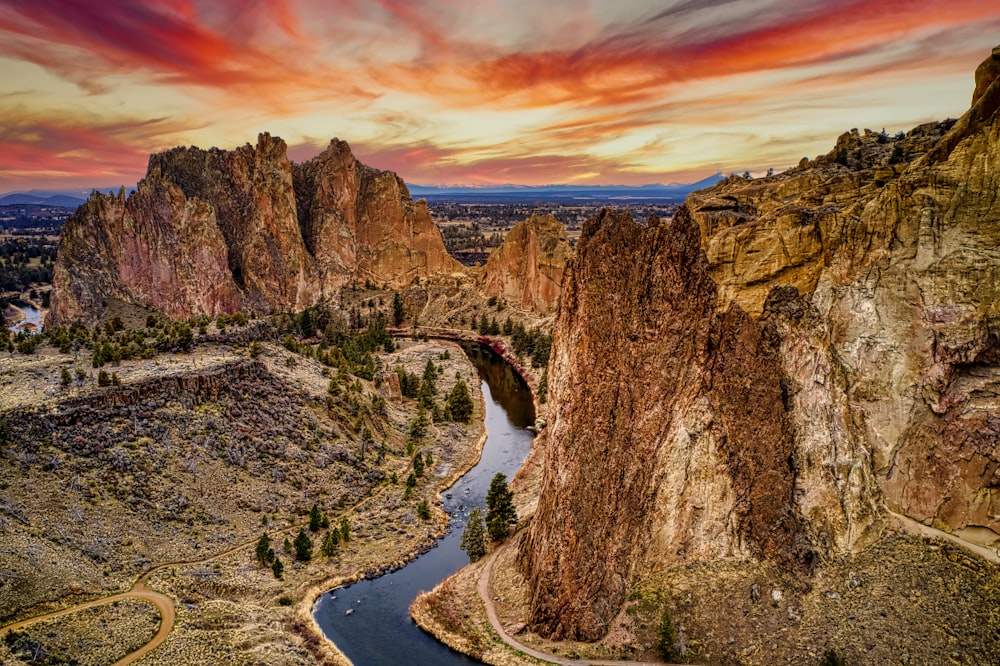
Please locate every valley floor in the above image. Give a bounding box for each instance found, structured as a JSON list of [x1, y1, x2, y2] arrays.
[[0, 328, 489, 665]]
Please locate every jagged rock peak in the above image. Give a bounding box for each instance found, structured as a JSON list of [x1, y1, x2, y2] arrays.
[[49, 134, 460, 324], [973, 44, 1000, 105], [481, 214, 572, 313]]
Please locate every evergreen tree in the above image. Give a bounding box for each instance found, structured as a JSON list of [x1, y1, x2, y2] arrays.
[[486, 473, 517, 542], [321, 531, 338, 557], [255, 532, 272, 565], [446, 379, 474, 422], [413, 450, 425, 477], [422, 358, 438, 393], [460, 508, 486, 562], [392, 291, 406, 326], [340, 516, 351, 542], [309, 504, 322, 532], [293, 528, 313, 561], [272, 555, 284, 579], [417, 498, 431, 520], [409, 405, 429, 440], [60, 365, 71, 387]]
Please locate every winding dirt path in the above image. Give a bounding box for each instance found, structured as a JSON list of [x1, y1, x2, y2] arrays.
[[887, 509, 1000, 564], [0, 518, 308, 664], [0, 581, 174, 666]]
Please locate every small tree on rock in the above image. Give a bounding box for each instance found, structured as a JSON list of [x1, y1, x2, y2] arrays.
[[417, 498, 431, 520]]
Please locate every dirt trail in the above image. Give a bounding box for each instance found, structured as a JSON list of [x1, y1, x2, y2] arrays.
[[0, 518, 307, 664], [887, 509, 1000, 564]]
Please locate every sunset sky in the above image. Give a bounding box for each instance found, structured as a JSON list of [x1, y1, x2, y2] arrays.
[[1, 0, 998, 193]]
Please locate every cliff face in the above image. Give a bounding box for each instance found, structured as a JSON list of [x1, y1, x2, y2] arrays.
[[49, 135, 460, 323], [522, 46, 1000, 640], [520, 210, 810, 640], [481, 214, 572, 313]]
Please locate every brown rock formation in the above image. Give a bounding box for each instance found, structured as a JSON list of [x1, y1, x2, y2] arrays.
[[520, 209, 807, 640], [522, 45, 1000, 641], [481, 214, 572, 313], [49, 135, 460, 323]]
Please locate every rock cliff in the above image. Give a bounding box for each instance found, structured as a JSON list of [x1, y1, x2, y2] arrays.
[[481, 214, 572, 313], [49, 135, 461, 323], [521, 45, 1000, 641]]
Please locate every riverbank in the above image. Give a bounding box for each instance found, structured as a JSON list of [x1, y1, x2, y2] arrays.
[[311, 336, 537, 665]]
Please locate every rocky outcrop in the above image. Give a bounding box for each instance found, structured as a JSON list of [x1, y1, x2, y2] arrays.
[[519, 210, 810, 641], [521, 45, 1000, 641], [481, 214, 572, 313], [49, 135, 461, 323]]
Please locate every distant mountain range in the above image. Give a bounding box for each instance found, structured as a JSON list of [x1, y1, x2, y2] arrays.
[[408, 174, 726, 203], [0, 190, 88, 207], [1, 174, 726, 209]]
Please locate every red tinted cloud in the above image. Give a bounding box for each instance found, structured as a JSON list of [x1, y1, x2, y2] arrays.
[[0, 0, 374, 108], [376, 0, 1000, 109]]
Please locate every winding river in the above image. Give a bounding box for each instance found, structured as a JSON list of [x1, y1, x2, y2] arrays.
[[313, 342, 536, 665]]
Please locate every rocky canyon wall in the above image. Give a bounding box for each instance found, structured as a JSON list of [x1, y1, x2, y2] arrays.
[[522, 46, 1000, 640], [49, 135, 461, 323], [481, 214, 572, 313]]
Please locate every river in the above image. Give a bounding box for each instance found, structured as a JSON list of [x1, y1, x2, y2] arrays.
[[7, 302, 43, 334], [313, 342, 536, 665]]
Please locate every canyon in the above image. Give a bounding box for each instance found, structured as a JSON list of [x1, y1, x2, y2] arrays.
[[7, 42, 1000, 666], [515, 44, 1000, 652]]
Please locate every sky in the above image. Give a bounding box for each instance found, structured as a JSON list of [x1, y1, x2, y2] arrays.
[[0, 0, 998, 193]]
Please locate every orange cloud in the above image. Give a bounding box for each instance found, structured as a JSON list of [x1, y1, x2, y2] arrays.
[[0, 0, 376, 110], [375, 0, 1000, 109]]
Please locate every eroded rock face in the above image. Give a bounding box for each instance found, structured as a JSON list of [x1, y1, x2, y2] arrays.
[[481, 214, 572, 313], [522, 46, 1000, 641], [49, 135, 460, 323], [519, 209, 807, 641]]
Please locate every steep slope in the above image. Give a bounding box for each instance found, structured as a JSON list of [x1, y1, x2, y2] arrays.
[[49, 135, 460, 324], [521, 45, 1000, 641], [481, 214, 572, 313]]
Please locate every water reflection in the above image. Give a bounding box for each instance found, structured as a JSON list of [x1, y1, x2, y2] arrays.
[[314, 343, 535, 665]]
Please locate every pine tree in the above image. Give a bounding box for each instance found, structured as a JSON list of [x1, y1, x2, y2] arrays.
[[272, 555, 284, 579], [486, 473, 517, 542], [309, 504, 322, 532], [446, 379, 474, 422], [293, 528, 313, 561], [255, 532, 272, 566], [460, 508, 486, 562], [392, 291, 406, 326], [60, 365, 71, 387], [340, 516, 351, 542], [413, 450, 425, 478], [321, 531, 338, 557], [417, 498, 431, 520]]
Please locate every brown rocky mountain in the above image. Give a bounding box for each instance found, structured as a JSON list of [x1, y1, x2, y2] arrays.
[[48, 135, 462, 324], [521, 45, 1000, 640], [481, 214, 571, 313]]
